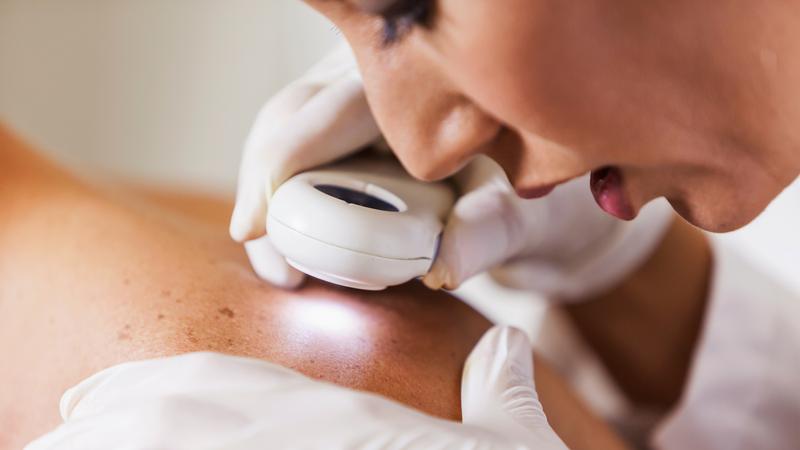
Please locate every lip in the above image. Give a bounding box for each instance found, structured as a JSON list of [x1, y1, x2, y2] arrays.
[[589, 166, 636, 220], [515, 184, 557, 199]]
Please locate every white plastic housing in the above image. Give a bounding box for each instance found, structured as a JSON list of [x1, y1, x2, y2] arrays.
[[268, 155, 455, 290]]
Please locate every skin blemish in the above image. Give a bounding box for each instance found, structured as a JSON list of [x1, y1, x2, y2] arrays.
[[157, 313, 165, 320], [218, 307, 235, 319], [123, 278, 131, 286], [117, 331, 131, 341], [186, 328, 198, 344], [161, 289, 172, 298]]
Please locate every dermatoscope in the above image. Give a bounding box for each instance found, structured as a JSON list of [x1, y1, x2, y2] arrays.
[[267, 154, 455, 290]]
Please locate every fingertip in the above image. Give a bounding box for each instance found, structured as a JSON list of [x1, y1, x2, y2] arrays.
[[229, 220, 264, 243], [479, 326, 532, 362], [229, 198, 267, 243], [464, 326, 534, 387], [229, 219, 248, 243], [421, 268, 445, 291], [279, 267, 307, 290], [254, 264, 306, 290], [422, 253, 462, 290], [245, 237, 306, 289]]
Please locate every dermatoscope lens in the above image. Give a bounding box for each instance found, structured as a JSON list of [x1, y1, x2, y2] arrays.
[[314, 184, 399, 212]]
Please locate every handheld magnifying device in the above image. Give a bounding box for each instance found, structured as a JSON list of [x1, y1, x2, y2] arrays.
[[267, 154, 455, 290]]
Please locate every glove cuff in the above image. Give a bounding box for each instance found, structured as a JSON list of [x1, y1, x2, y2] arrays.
[[491, 199, 674, 302]]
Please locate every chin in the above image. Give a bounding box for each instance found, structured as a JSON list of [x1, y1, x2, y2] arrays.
[[668, 196, 764, 233]]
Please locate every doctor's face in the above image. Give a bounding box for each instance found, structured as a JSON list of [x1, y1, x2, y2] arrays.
[[306, 0, 800, 232]]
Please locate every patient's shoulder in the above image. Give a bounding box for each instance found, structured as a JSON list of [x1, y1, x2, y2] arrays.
[[160, 278, 491, 421], [0, 182, 488, 446]]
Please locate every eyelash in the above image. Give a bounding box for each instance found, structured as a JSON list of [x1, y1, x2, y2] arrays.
[[379, 0, 433, 46]]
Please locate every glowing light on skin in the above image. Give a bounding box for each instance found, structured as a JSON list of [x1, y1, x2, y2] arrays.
[[285, 299, 366, 337]]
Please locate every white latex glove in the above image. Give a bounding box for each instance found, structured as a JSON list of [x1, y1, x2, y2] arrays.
[[26, 326, 568, 450], [230, 41, 381, 288], [424, 157, 674, 300], [231, 41, 670, 299]]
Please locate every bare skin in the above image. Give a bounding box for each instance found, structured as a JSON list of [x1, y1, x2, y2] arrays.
[[0, 125, 628, 450]]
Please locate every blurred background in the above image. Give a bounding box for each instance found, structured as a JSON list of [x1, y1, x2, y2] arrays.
[[2, 0, 798, 431], [0, 0, 337, 192]]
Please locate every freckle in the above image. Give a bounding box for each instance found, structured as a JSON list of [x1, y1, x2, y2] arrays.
[[226, 338, 234, 346], [124, 324, 131, 330], [218, 307, 235, 318], [175, 298, 183, 304], [123, 278, 131, 286], [117, 331, 131, 341], [390, 338, 398, 345], [157, 313, 165, 320], [161, 289, 172, 297], [186, 328, 198, 344]]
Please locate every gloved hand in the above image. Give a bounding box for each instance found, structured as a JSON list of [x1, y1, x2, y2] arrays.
[[229, 41, 381, 288], [26, 326, 568, 450], [231, 40, 672, 300], [424, 157, 674, 300]]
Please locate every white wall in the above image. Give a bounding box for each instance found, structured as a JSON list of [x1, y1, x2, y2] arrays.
[[0, 0, 338, 192]]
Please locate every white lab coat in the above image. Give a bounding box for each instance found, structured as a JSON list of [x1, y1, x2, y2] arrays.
[[25, 240, 800, 449]]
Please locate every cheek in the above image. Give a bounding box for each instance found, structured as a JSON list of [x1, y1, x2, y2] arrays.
[[433, 0, 546, 131], [428, 3, 602, 177], [431, 1, 672, 171]]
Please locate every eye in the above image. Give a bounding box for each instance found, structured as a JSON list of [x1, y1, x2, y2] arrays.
[[377, 0, 433, 46]]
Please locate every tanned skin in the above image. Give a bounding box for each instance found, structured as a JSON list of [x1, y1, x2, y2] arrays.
[[0, 125, 627, 450]]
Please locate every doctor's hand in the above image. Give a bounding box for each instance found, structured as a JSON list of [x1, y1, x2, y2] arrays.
[[27, 327, 568, 450], [424, 157, 674, 301], [229, 42, 381, 288]]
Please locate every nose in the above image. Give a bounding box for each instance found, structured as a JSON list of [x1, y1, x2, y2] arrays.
[[396, 99, 502, 182]]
